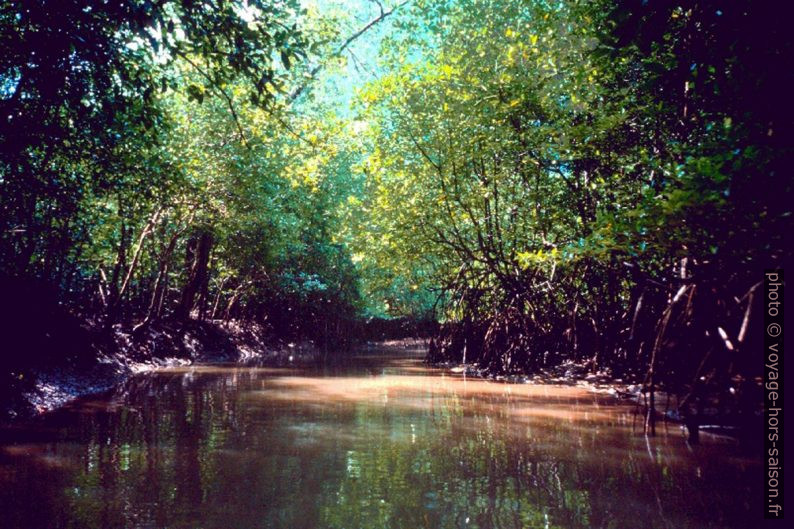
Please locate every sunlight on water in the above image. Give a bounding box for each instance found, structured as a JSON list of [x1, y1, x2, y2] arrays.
[[0, 354, 760, 529]]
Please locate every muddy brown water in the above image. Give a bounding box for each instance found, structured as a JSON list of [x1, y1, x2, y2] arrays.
[[0, 352, 760, 529]]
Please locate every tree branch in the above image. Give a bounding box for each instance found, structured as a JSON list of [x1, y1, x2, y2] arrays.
[[288, 1, 409, 102], [176, 51, 249, 147]]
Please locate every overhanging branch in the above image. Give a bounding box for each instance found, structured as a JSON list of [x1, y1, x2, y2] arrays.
[[288, 0, 409, 102]]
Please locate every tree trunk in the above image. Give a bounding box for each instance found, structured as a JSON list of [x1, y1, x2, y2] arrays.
[[135, 230, 180, 331], [175, 230, 213, 322], [210, 277, 228, 320], [106, 207, 162, 326]]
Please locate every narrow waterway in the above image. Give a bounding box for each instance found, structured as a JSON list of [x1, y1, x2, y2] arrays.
[[0, 352, 759, 529]]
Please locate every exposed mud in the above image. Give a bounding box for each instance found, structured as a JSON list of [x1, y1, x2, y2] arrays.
[[2, 318, 321, 421]]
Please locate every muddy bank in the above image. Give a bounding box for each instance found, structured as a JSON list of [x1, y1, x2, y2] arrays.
[[1, 318, 321, 421]]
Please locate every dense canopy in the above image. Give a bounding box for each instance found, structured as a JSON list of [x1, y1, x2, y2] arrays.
[[1, 0, 791, 433]]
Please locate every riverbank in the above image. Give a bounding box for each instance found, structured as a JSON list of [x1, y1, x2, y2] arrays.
[[1, 317, 321, 421]]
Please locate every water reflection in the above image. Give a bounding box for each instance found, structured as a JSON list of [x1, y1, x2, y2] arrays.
[[0, 355, 760, 529]]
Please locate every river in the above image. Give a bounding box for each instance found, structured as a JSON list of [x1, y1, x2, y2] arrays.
[[0, 351, 760, 528]]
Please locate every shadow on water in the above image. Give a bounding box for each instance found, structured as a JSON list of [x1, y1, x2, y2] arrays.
[[0, 351, 760, 529]]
